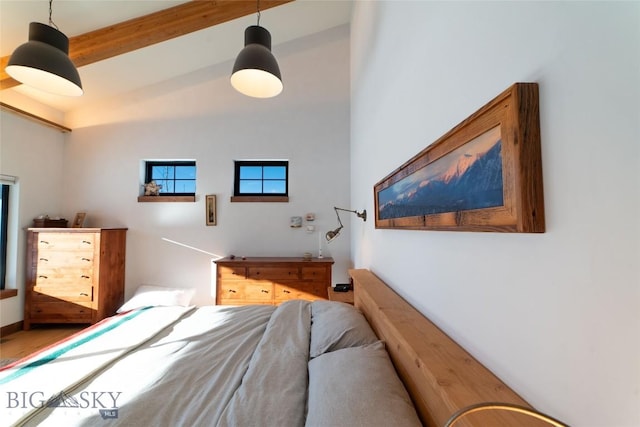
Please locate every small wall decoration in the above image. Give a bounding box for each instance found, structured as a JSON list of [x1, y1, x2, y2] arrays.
[[374, 83, 545, 233], [72, 212, 86, 228], [206, 195, 217, 226], [290, 216, 302, 228]]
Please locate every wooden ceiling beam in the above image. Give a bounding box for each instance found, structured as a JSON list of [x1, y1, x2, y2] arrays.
[[0, 0, 293, 90]]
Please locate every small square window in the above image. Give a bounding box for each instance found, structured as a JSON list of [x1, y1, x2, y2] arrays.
[[145, 161, 196, 196], [234, 161, 288, 198]]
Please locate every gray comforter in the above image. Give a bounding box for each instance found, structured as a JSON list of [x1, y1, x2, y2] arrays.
[[1, 299, 421, 427]]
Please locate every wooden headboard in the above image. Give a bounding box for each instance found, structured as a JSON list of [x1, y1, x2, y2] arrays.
[[350, 269, 547, 427]]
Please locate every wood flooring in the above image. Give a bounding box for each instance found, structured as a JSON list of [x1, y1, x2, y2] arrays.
[[0, 325, 84, 361]]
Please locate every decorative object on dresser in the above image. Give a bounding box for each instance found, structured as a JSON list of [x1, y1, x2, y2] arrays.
[[32, 216, 67, 228], [325, 207, 367, 242], [374, 82, 544, 233], [214, 257, 333, 305], [72, 212, 86, 228], [24, 227, 127, 330]]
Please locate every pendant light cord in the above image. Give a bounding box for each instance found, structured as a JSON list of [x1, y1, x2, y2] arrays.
[[48, 0, 59, 30], [256, 0, 261, 26]]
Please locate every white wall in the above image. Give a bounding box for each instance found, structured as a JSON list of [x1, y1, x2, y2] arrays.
[[0, 25, 350, 324], [58, 25, 352, 305], [0, 113, 66, 326], [350, 2, 639, 427]]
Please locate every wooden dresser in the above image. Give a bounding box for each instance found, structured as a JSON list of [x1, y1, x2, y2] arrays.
[[215, 257, 334, 305], [24, 228, 127, 330]]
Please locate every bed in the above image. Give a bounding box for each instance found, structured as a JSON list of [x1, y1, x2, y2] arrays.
[[0, 269, 553, 426]]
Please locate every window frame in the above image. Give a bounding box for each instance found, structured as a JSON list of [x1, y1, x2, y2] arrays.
[[0, 184, 9, 290], [144, 160, 196, 196], [232, 160, 289, 202]]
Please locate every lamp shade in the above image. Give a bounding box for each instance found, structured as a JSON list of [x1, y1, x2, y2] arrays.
[[230, 25, 282, 98], [5, 22, 83, 97], [325, 227, 342, 243]]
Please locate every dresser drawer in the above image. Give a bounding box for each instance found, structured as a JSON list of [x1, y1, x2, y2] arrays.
[[275, 283, 325, 302], [248, 267, 299, 280], [218, 282, 273, 302], [30, 301, 93, 322], [34, 269, 94, 286], [37, 233, 96, 251], [301, 267, 327, 281], [35, 251, 94, 268], [218, 266, 247, 279], [32, 284, 93, 302]]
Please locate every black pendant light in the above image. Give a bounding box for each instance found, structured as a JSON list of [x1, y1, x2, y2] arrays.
[[5, 1, 83, 97], [230, 0, 282, 98]]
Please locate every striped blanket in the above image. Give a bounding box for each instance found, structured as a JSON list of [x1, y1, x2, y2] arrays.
[[0, 302, 310, 426], [0, 306, 194, 426]]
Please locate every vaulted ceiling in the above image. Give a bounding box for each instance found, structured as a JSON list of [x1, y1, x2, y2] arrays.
[[0, 0, 352, 115]]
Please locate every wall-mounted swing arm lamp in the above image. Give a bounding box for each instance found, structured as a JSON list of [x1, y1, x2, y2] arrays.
[[230, 0, 283, 98], [444, 402, 570, 427], [325, 207, 367, 243], [5, 0, 83, 97]]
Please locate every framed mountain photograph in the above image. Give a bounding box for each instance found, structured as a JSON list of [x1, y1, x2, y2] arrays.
[[374, 83, 545, 233]]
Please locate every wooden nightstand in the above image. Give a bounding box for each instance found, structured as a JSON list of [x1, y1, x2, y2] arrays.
[[327, 287, 354, 305]]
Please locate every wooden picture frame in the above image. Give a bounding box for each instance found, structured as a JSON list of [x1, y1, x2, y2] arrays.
[[72, 212, 86, 228], [374, 83, 544, 233], [206, 195, 217, 226]]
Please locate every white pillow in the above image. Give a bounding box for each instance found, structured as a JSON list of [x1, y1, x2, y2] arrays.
[[116, 285, 195, 313], [306, 342, 422, 427]]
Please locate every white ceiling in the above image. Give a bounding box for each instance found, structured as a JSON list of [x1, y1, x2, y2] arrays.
[[0, 0, 353, 115]]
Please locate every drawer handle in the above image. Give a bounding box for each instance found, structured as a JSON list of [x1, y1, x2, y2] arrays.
[[283, 289, 290, 294], [228, 289, 236, 293], [38, 275, 48, 279], [40, 240, 49, 245], [81, 257, 91, 262], [80, 292, 89, 296], [81, 275, 91, 279], [39, 257, 48, 262], [261, 289, 269, 293], [82, 240, 92, 245]]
